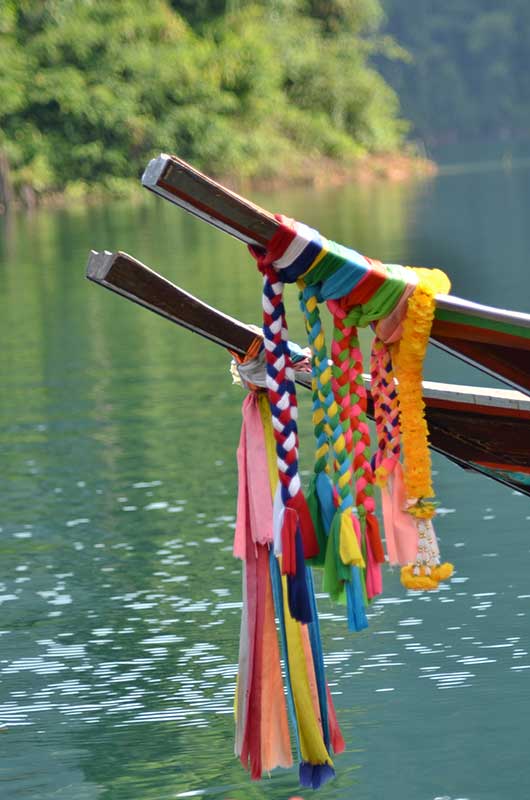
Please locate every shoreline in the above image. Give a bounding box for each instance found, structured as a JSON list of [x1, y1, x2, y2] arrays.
[[0, 152, 437, 215], [220, 152, 438, 193]]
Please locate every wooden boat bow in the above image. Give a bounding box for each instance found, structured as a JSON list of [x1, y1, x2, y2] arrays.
[[87, 250, 530, 497], [142, 154, 530, 396]]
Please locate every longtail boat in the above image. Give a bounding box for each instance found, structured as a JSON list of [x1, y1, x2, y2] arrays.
[[87, 156, 530, 790], [86, 250, 530, 497], [142, 154, 530, 397]]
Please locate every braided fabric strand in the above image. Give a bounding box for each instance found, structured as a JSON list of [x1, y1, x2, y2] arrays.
[[370, 337, 401, 486], [332, 314, 385, 601], [300, 289, 334, 567], [368, 335, 421, 568], [261, 268, 300, 506], [260, 265, 319, 622], [327, 312, 369, 627], [301, 287, 366, 627], [300, 290, 356, 520]]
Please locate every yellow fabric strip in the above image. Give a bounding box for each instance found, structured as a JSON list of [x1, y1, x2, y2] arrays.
[[258, 392, 279, 493], [281, 575, 332, 765], [296, 238, 330, 287], [300, 624, 323, 736]]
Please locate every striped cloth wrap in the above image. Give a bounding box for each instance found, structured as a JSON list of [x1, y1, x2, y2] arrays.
[[249, 214, 451, 621]]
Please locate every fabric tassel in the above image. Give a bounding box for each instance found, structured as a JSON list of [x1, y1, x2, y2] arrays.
[[380, 461, 419, 565], [271, 549, 345, 779], [299, 761, 336, 790], [269, 549, 300, 759], [305, 569, 331, 749], [280, 494, 319, 576], [234, 393, 274, 559], [364, 524, 383, 600], [239, 539, 264, 779], [316, 470, 336, 532], [339, 511, 365, 567], [300, 624, 323, 732], [288, 490, 320, 559], [323, 514, 349, 603], [287, 526, 313, 624], [306, 568, 346, 766], [281, 506, 297, 576], [272, 482, 284, 557], [260, 560, 293, 772], [305, 474, 329, 567], [235, 393, 292, 780], [346, 568, 368, 632], [280, 574, 334, 774], [234, 426, 250, 561], [326, 685, 345, 755], [365, 512, 385, 564], [235, 567, 250, 757], [238, 547, 293, 780], [262, 396, 341, 786]]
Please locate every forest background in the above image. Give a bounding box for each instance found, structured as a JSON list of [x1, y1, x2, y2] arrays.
[[1, 0, 529, 205]]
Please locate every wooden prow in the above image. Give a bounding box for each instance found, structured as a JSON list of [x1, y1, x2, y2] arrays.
[[86, 250, 530, 497], [86, 249, 257, 355], [142, 154, 277, 246], [141, 153, 530, 397]]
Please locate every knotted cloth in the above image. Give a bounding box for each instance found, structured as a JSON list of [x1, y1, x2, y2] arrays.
[[233, 369, 344, 786], [232, 214, 455, 789], [249, 216, 454, 596]]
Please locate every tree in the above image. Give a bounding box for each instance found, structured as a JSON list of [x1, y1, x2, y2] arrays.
[[379, 0, 530, 142], [0, 0, 407, 204]]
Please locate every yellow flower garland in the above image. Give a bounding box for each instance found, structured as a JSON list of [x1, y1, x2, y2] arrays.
[[391, 268, 451, 506], [392, 267, 454, 590]]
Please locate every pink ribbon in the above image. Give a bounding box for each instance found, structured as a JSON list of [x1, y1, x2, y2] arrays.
[[375, 279, 417, 344], [234, 393, 274, 559], [381, 462, 418, 565]]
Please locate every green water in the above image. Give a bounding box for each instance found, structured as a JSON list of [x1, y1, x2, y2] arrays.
[[1, 153, 529, 800]]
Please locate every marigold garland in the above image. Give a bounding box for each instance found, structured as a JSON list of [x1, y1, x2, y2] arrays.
[[391, 268, 454, 589], [391, 268, 451, 504]]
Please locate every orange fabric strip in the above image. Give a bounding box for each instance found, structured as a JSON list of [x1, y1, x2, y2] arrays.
[[260, 566, 293, 771], [230, 334, 263, 365]]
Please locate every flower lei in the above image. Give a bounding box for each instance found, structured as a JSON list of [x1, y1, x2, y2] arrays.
[[392, 267, 454, 589]]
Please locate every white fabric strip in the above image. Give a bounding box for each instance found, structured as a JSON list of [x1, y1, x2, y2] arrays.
[[233, 349, 268, 389], [273, 222, 320, 270]]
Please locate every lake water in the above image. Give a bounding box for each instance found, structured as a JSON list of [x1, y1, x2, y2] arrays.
[[1, 147, 529, 800]]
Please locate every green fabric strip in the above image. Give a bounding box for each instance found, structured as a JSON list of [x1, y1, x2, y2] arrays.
[[301, 249, 347, 286], [343, 264, 409, 328], [435, 308, 530, 341]]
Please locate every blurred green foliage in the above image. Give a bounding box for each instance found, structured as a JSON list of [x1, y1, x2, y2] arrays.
[[0, 0, 406, 203], [380, 0, 530, 142]]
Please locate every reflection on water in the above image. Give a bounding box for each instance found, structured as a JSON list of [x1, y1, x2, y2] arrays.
[[1, 154, 530, 800]]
